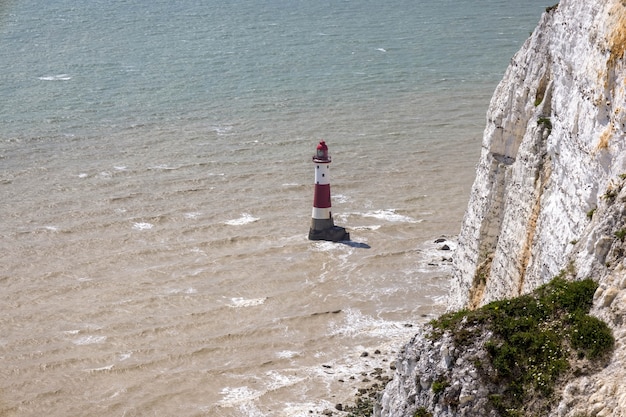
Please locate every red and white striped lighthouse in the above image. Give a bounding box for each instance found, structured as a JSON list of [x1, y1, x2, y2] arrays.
[[308, 140, 349, 242]]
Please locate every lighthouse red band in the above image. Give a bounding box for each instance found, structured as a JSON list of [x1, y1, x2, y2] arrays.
[[308, 140, 349, 241]]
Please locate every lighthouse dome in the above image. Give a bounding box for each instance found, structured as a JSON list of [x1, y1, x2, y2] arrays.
[[313, 140, 330, 162]]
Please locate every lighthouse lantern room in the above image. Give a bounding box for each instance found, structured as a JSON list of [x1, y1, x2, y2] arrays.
[[308, 140, 350, 242]]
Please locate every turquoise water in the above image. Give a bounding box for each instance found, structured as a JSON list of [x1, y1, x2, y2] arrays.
[[0, 1, 550, 416], [2, 0, 545, 139]]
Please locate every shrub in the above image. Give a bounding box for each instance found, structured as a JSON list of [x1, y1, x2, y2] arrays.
[[432, 378, 449, 395], [570, 313, 614, 359], [429, 277, 614, 417], [537, 116, 552, 131], [587, 208, 596, 219], [546, 4, 558, 13], [414, 407, 433, 417], [604, 188, 617, 201]]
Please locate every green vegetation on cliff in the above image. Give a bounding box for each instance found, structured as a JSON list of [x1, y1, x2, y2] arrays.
[[430, 276, 614, 417]]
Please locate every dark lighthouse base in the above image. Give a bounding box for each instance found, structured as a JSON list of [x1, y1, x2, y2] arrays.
[[308, 218, 350, 242], [308, 226, 350, 242]]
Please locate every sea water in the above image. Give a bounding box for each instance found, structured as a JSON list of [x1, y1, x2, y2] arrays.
[[0, 1, 549, 415]]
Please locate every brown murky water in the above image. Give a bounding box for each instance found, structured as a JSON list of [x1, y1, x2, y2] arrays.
[[1, 90, 485, 416]]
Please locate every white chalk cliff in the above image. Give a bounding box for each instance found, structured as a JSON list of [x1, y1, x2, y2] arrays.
[[378, 0, 626, 415]]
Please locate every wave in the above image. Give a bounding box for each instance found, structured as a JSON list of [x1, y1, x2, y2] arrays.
[[183, 211, 202, 219], [38, 74, 72, 81], [350, 225, 381, 231], [360, 208, 422, 223], [132, 222, 154, 230], [210, 125, 233, 135], [224, 213, 259, 226], [72, 335, 107, 345], [327, 307, 409, 339], [218, 386, 263, 407], [226, 297, 267, 308], [332, 193, 350, 204], [85, 364, 115, 372], [276, 350, 299, 359], [310, 240, 354, 253], [148, 164, 181, 171]]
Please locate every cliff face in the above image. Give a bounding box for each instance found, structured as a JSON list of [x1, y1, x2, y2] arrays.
[[378, 0, 626, 415], [450, 0, 626, 310]]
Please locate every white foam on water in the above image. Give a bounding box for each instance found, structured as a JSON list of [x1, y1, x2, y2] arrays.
[[313, 351, 328, 359], [78, 173, 88, 178], [166, 287, 197, 295], [186, 267, 208, 276], [109, 388, 126, 399], [149, 164, 180, 170], [73, 335, 107, 345], [350, 224, 381, 231], [276, 350, 299, 359], [310, 240, 351, 252], [38, 74, 71, 81], [361, 209, 421, 223], [210, 125, 233, 135], [227, 297, 267, 308], [327, 308, 408, 339], [417, 237, 457, 269], [431, 294, 448, 305], [132, 222, 154, 230], [264, 370, 305, 391], [224, 213, 259, 226], [218, 386, 263, 407], [333, 193, 350, 204], [184, 211, 202, 219], [85, 364, 114, 372], [237, 403, 266, 417]]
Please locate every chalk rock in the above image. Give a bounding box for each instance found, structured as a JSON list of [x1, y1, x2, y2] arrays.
[[378, 0, 626, 415]]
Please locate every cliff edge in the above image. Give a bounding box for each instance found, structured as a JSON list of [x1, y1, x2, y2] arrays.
[[378, 0, 626, 415]]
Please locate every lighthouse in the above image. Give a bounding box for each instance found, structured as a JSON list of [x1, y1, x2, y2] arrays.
[[308, 140, 350, 242]]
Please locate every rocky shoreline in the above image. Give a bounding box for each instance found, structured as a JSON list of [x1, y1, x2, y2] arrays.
[[311, 237, 457, 417], [313, 348, 394, 417]]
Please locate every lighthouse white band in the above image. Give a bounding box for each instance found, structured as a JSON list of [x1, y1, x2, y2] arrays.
[[312, 207, 331, 219]]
